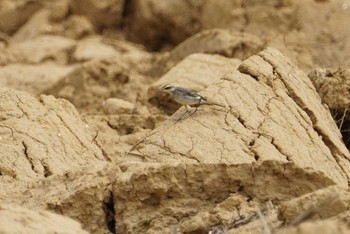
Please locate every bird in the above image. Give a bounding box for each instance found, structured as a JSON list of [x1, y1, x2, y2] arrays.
[[161, 84, 215, 121]]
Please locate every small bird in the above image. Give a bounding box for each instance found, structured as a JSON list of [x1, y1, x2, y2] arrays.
[[161, 84, 210, 120]]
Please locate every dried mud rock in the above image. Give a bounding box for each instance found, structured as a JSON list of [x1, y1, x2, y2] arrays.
[[83, 112, 158, 162], [115, 162, 334, 234], [73, 36, 120, 61], [102, 98, 135, 115], [118, 48, 350, 233], [308, 68, 350, 147], [70, 0, 124, 28], [124, 0, 202, 50], [138, 47, 350, 183], [152, 29, 263, 76], [0, 34, 77, 65], [11, 9, 52, 43], [0, 88, 105, 180], [239, 48, 350, 182], [148, 53, 241, 113], [278, 185, 350, 224], [7, 35, 76, 64], [43, 57, 152, 114], [309, 68, 350, 111], [2, 162, 117, 234], [0, 63, 75, 95], [0, 204, 88, 234], [0, 0, 42, 34]]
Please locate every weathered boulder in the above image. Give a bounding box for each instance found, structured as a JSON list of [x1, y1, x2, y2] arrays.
[[118, 48, 350, 233], [0, 88, 105, 180], [0, 88, 117, 233], [2, 162, 117, 234]]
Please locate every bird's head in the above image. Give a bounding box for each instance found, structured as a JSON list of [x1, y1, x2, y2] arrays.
[[161, 84, 176, 94]]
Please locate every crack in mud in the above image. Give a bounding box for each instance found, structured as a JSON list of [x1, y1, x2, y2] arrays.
[[103, 191, 117, 234], [55, 113, 100, 159], [22, 141, 34, 172]]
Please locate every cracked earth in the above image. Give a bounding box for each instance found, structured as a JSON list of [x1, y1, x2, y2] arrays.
[[1, 0, 350, 234]]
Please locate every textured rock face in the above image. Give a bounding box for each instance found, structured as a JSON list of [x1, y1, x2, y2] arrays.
[[114, 162, 335, 234], [1, 1, 350, 233], [118, 48, 350, 233], [0, 88, 105, 180], [138, 48, 349, 183], [10, 162, 117, 234], [0, 88, 116, 233]]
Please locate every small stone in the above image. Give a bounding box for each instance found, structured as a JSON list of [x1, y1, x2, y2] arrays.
[[73, 37, 120, 61], [102, 98, 135, 115]]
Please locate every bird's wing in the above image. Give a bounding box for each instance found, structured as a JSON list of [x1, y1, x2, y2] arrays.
[[176, 87, 207, 101]]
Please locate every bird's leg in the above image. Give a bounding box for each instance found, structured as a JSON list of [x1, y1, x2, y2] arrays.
[[191, 106, 199, 115], [176, 105, 190, 122], [190, 99, 202, 116]]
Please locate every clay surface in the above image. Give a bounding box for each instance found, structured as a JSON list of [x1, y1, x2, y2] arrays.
[[1, 1, 350, 234]]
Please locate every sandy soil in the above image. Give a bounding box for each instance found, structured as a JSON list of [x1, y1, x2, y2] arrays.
[[0, 0, 350, 233]]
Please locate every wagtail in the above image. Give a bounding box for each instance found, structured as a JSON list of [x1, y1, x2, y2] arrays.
[[161, 84, 223, 120]]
